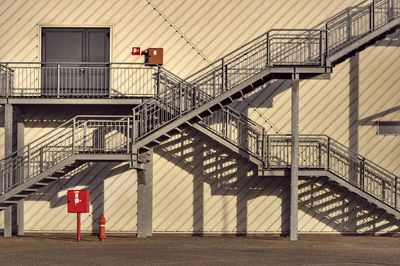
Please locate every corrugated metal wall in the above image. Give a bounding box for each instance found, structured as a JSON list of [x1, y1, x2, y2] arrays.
[[0, 0, 399, 234]]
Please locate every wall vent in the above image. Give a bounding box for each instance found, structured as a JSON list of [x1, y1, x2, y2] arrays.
[[377, 121, 400, 135]]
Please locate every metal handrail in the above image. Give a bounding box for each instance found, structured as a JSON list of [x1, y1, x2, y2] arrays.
[[0, 62, 161, 97], [0, 115, 132, 194]]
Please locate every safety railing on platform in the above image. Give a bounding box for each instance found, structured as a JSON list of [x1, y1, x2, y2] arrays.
[[0, 62, 163, 98], [326, 0, 400, 55], [0, 115, 132, 194]]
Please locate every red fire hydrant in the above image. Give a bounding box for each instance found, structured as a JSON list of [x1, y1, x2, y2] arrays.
[[98, 214, 106, 241]]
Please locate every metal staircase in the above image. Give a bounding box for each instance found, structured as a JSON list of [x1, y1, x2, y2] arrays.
[[0, 115, 133, 209], [132, 0, 399, 152], [194, 107, 400, 219], [0, 0, 398, 225], [129, 0, 400, 218]]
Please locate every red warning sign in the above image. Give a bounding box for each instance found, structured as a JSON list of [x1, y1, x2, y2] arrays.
[[67, 190, 90, 213], [132, 47, 141, 56]]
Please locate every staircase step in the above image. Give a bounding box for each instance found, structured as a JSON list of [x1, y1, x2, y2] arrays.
[[23, 188, 38, 192], [11, 195, 28, 199], [44, 176, 59, 181], [34, 182, 48, 186]]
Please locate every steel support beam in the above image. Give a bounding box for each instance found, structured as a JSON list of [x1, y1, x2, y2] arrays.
[[4, 207, 12, 237], [290, 76, 299, 241], [144, 151, 153, 237], [136, 151, 153, 238], [16, 112, 24, 236], [3, 104, 13, 237]]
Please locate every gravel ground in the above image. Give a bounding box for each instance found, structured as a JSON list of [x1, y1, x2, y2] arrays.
[[0, 234, 399, 265]]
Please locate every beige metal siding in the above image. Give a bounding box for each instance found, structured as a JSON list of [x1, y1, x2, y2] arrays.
[[0, 0, 399, 233]]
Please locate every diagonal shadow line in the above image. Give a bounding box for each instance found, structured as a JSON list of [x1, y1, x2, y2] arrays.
[[358, 105, 400, 125]]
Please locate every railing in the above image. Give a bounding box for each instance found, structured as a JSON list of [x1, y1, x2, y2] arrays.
[[132, 68, 213, 140], [326, 0, 400, 55], [0, 115, 132, 194], [266, 134, 399, 211], [0, 62, 164, 98], [186, 29, 327, 97], [202, 107, 265, 158]]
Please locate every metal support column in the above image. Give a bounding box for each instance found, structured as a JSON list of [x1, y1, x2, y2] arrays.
[[3, 104, 13, 237], [16, 111, 24, 236], [290, 76, 300, 241], [144, 151, 153, 237], [4, 207, 12, 238], [137, 151, 153, 238]]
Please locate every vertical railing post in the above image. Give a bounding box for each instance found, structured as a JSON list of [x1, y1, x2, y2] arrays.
[[266, 32, 270, 67], [325, 25, 329, 63], [127, 117, 130, 153], [261, 128, 266, 164], [57, 64, 60, 98], [225, 109, 229, 139], [395, 176, 398, 209], [72, 118, 76, 153], [156, 66, 161, 95], [387, 0, 393, 21], [360, 158, 365, 190], [83, 121, 87, 153], [319, 31, 324, 66], [370, 1, 375, 31], [318, 142, 322, 168], [179, 83, 183, 116], [266, 135, 270, 168], [5, 63, 9, 97], [221, 58, 225, 92], [212, 70, 216, 96], [327, 137, 331, 170], [224, 64, 228, 90], [347, 9, 352, 42], [307, 31, 312, 63], [382, 179, 386, 201], [27, 144, 30, 179], [40, 147, 44, 172], [132, 110, 137, 142]]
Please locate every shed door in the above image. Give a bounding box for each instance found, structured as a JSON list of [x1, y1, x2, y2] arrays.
[[41, 28, 110, 97]]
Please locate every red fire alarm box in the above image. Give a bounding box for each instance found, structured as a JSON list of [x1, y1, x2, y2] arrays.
[[67, 190, 90, 213], [144, 48, 163, 65], [132, 47, 141, 56]]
